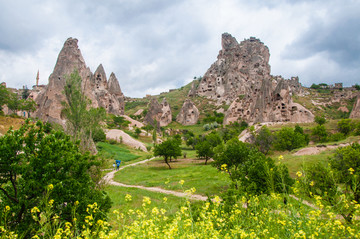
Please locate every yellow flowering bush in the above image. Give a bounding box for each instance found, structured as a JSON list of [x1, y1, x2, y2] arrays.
[[1, 191, 360, 238]]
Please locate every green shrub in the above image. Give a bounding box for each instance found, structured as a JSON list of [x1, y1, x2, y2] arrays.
[[273, 127, 308, 151]]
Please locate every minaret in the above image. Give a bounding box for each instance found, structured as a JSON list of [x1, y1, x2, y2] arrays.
[[36, 70, 39, 86]]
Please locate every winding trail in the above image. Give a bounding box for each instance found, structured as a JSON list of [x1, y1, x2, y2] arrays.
[[102, 157, 209, 201]]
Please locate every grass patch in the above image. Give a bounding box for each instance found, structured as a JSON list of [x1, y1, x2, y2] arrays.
[[105, 185, 190, 229], [97, 142, 151, 169], [113, 158, 231, 196], [0, 115, 25, 134], [274, 149, 335, 177]]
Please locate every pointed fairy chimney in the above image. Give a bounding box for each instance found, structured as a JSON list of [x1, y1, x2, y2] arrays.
[[36, 70, 39, 86]]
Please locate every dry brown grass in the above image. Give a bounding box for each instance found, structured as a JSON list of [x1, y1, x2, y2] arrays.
[[0, 116, 24, 135]]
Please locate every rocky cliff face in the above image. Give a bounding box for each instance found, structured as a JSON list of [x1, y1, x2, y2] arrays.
[[224, 78, 314, 124], [350, 96, 360, 118], [176, 99, 199, 125], [144, 98, 172, 127], [35, 38, 125, 124], [197, 34, 271, 104], [197, 33, 312, 124]]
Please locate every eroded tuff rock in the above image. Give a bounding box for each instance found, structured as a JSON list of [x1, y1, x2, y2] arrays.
[[350, 96, 360, 118], [176, 99, 199, 125], [188, 80, 198, 97], [35, 38, 125, 124], [144, 98, 172, 127], [224, 78, 314, 124], [197, 33, 311, 124], [197, 34, 271, 104]]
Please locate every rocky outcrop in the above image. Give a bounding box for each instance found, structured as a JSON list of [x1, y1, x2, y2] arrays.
[[144, 98, 172, 127], [197, 33, 313, 124], [34, 38, 125, 124], [224, 78, 314, 124], [197, 34, 271, 104], [350, 96, 360, 118], [176, 99, 199, 125], [188, 80, 198, 97]]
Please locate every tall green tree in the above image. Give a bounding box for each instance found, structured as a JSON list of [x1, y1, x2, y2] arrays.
[[0, 120, 111, 236], [7, 92, 22, 114], [153, 138, 181, 169], [61, 70, 106, 152], [254, 126, 274, 155], [21, 99, 37, 118], [0, 84, 10, 111]]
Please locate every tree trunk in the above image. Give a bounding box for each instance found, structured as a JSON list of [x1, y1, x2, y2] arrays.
[[165, 157, 171, 169]]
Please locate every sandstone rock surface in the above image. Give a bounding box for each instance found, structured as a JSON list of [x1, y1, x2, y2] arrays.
[[196, 33, 312, 124], [35, 38, 125, 124], [106, 129, 147, 152], [176, 99, 199, 125], [224, 78, 314, 124], [350, 96, 360, 118], [144, 98, 172, 127]]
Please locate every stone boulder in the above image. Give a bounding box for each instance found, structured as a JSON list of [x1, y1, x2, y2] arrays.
[[34, 38, 125, 125], [144, 98, 172, 127], [176, 99, 199, 125]]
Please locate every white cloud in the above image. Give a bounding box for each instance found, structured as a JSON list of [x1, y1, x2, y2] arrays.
[[0, 0, 359, 97]]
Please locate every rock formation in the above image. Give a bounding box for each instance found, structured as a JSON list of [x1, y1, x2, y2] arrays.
[[144, 98, 172, 127], [197, 33, 313, 124], [176, 99, 199, 125], [224, 78, 314, 124], [197, 34, 271, 104], [34, 38, 125, 124], [350, 96, 360, 118], [187, 80, 198, 97]]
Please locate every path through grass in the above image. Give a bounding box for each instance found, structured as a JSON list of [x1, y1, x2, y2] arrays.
[[113, 157, 231, 196]]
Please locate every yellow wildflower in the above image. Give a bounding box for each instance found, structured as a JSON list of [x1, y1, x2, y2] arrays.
[[5, 206, 10, 211], [48, 184, 54, 190], [310, 181, 315, 186], [125, 194, 132, 202], [296, 171, 302, 177], [278, 155, 284, 161], [179, 180, 185, 185], [348, 168, 355, 175]]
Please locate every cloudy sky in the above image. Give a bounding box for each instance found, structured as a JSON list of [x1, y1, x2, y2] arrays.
[[0, 0, 359, 97]]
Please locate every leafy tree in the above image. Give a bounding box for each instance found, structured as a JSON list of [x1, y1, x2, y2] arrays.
[[195, 140, 212, 164], [337, 119, 353, 136], [195, 132, 222, 165], [0, 120, 111, 236], [21, 99, 37, 118], [254, 126, 274, 155], [61, 70, 106, 152], [152, 128, 157, 144], [310, 83, 320, 89], [21, 87, 30, 99], [6, 92, 22, 114], [0, 84, 10, 111], [311, 125, 328, 142], [314, 116, 326, 125], [330, 143, 360, 203], [111, 115, 130, 129], [153, 139, 181, 169], [134, 127, 141, 138], [273, 127, 308, 151], [354, 84, 360, 91], [213, 138, 292, 196]]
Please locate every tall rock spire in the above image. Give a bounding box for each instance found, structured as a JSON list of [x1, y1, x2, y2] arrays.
[[36, 70, 39, 86], [34, 38, 125, 124]]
